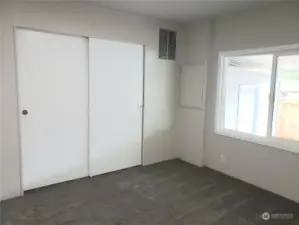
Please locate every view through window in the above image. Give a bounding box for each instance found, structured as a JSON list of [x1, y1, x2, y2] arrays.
[[218, 50, 299, 145], [273, 55, 299, 142]]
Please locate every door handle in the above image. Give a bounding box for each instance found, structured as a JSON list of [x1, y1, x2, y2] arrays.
[[138, 104, 143, 110], [22, 110, 28, 115]]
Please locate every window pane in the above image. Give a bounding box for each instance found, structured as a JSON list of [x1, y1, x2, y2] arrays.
[[223, 55, 273, 136], [273, 55, 299, 141]]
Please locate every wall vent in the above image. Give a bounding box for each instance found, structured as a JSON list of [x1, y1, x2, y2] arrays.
[[159, 29, 176, 60]]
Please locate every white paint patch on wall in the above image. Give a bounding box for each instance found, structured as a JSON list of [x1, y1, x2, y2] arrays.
[[180, 66, 205, 110], [175, 20, 211, 167], [176, 65, 206, 166], [176, 109, 205, 166], [0, 1, 182, 200], [143, 59, 180, 165]]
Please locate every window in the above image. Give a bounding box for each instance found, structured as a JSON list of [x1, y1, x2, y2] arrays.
[[273, 55, 299, 141], [216, 45, 299, 153], [158, 29, 176, 60]]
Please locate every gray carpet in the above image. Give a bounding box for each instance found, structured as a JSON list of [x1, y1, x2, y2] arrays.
[[1, 159, 299, 225]]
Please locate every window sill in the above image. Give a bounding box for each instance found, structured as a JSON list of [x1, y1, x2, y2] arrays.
[[215, 128, 299, 154]]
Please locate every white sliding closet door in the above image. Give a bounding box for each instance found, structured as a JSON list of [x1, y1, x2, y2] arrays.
[[16, 29, 88, 190], [89, 38, 143, 176]]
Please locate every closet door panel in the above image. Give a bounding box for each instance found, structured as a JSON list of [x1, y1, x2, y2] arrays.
[[89, 38, 143, 176], [16, 29, 88, 190]]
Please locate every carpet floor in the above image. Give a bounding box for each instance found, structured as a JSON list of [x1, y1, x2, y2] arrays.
[[2, 159, 299, 225]]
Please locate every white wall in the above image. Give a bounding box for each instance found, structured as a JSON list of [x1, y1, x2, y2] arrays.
[[0, 1, 14, 202], [0, 25, 2, 202], [205, 2, 299, 202], [0, 1, 182, 200], [175, 20, 211, 166]]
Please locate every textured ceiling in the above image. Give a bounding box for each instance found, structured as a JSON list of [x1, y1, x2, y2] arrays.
[[15, 0, 282, 22]]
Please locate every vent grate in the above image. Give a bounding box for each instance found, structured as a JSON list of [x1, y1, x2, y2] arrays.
[[159, 29, 176, 60]]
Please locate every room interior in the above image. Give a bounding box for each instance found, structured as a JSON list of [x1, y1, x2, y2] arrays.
[[1, 1, 299, 224]]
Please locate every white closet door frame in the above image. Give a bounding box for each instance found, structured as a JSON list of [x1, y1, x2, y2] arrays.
[[141, 45, 145, 166], [15, 27, 90, 192]]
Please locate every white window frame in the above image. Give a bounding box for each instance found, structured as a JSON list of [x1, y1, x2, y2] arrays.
[[215, 44, 299, 154]]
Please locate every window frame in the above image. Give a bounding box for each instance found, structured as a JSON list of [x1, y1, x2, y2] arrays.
[[215, 44, 299, 154]]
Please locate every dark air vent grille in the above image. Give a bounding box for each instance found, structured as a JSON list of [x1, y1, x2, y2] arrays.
[[159, 29, 176, 60]]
